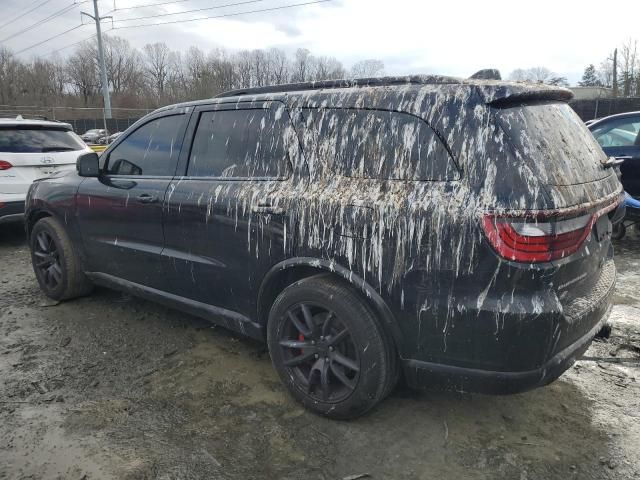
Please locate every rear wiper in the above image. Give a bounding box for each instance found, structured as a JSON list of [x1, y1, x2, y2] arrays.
[[41, 147, 76, 152]]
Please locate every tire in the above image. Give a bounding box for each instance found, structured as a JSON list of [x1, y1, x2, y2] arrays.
[[595, 322, 612, 339], [267, 275, 396, 419], [30, 217, 93, 301]]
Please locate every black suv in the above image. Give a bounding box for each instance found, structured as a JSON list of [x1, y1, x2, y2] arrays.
[[26, 76, 623, 419]]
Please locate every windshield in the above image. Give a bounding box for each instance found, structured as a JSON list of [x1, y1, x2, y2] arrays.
[[0, 126, 86, 153], [591, 117, 640, 147]]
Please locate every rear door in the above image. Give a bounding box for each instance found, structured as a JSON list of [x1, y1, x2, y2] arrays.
[[590, 115, 640, 196], [76, 112, 189, 288], [162, 101, 299, 317]]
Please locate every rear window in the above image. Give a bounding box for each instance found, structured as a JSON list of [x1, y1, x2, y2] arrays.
[[0, 126, 85, 153], [495, 103, 610, 186], [300, 108, 458, 181]]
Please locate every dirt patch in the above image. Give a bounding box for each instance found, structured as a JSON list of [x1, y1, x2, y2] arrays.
[[1, 222, 638, 479]]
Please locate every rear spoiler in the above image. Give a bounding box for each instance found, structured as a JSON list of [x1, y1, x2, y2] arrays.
[[483, 86, 574, 107]]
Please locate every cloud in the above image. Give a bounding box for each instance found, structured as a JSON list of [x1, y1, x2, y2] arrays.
[[3, 0, 639, 84]]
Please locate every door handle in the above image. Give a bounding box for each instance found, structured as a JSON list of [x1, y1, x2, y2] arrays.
[[137, 194, 159, 204], [251, 204, 285, 215], [614, 155, 633, 161]]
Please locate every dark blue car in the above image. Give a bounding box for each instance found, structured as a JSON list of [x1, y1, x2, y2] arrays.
[[589, 112, 640, 237], [589, 111, 640, 196]]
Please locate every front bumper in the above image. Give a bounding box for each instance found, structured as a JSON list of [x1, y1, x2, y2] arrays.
[[0, 200, 25, 224]]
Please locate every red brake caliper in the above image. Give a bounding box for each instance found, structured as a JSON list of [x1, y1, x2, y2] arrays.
[[298, 334, 305, 355]]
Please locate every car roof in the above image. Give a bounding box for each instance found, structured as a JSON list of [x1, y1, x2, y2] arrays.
[[154, 74, 574, 115], [588, 111, 640, 129], [0, 116, 72, 130]]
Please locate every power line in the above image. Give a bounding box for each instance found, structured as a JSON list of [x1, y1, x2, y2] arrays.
[[112, 0, 332, 30], [46, 33, 99, 56], [111, 0, 193, 12], [0, 2, 84, 44], [0, 0, 55, 32], [113, 0, 266, 23], [14, 24, 86, 55]]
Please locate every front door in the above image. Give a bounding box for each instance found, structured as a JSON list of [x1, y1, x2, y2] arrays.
[[162, 101, 301, 318], [76, 113, 189, 288]]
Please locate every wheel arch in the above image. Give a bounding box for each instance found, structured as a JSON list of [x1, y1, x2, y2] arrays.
[[25, 208, 54, 239], [257, 257, 403, 353]]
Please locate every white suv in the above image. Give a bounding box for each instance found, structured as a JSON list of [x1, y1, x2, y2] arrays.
[[0, 116, 92, 224]]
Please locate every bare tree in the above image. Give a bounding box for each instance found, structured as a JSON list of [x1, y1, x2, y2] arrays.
[[165, 50, 187, 102], [313, 56, 346, 81], [0, 40, 376, 116], [266, 48, 289, 85], [598, 57, 613, 88], [143, 42, 171, 99], [0, 47, 22, 105], [509, 66, 554, 83], [233, 50, 253, 89], [92, 36, 144, 96], [291, 48, 312, 82], [65, 42, 99, 106], [350, 59, 385, 78], [619, 39, 638, 97]]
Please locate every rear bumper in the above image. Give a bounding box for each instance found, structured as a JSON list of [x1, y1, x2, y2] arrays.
[[403, 303, 611, 394], [0, 200, 25, 224]]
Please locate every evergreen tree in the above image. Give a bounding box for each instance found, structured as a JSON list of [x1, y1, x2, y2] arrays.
[[579, 64, 602, 86]]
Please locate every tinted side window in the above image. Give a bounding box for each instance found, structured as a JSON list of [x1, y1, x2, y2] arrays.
[[188, 108, 291, 178], [301, 108, 457, 180], [106, 114, 185, 176]]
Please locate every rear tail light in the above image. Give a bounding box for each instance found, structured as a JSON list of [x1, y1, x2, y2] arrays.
[[482, 212, 595, 262], [0, 160, 13, 170]]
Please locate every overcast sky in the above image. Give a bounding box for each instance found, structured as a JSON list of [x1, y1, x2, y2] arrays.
[[2, 0, 639, 84]]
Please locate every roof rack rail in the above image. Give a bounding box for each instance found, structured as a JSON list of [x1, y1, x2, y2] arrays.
[[214, 75, 462, 98]]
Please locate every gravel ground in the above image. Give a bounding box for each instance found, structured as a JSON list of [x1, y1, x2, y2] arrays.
[[1, 221, 638, 480]]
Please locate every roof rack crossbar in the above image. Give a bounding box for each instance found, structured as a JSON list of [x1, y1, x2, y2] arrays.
[[213, 75, 461, 98]]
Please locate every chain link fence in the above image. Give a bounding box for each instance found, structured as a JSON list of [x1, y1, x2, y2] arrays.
[[570, 97, 640, 121], [0, 105, 152, 133], [60, 117, 142, 134]]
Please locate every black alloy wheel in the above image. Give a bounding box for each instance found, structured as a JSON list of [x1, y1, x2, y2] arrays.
[[278, 302, 360, 403], [267, 275, 396, 419], [30, 217, 93, 301], [33, 230, 63, 290]]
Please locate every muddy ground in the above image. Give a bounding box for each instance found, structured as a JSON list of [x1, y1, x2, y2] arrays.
[[0, 222, 638, 480]]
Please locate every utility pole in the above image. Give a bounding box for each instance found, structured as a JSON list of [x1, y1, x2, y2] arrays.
[[82, 1, 112, 121], [612, 48, 618, 98]]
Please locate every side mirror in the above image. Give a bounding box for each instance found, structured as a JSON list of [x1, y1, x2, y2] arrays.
[[76, 152, 100, 177]]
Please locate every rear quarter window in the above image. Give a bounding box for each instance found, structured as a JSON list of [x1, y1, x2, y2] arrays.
[[300, 108, 459, 181], [0, 127, 85, 153]]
